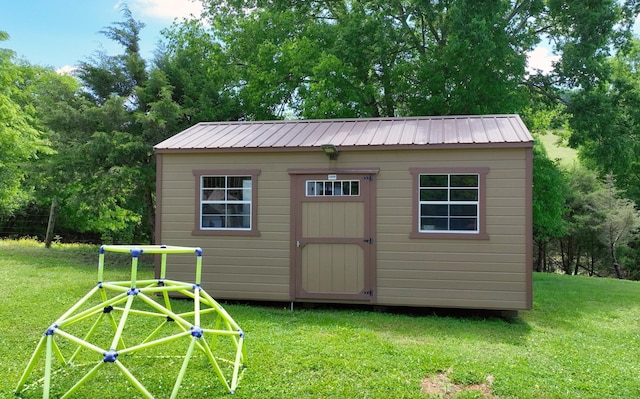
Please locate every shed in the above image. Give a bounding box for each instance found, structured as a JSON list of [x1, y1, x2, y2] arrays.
[[154, 115, 533, 311]]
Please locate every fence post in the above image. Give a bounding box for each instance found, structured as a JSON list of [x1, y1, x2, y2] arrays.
[[44, 197, 58, 248]]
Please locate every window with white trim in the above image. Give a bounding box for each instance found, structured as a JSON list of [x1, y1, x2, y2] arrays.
[[418, 174, 479, 233], [306, 180, 360, 196], [200, 176, 252, 230]]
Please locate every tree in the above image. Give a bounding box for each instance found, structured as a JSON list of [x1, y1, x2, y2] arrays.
[[31, 7, 184, 243], [0, 32, 52, 215], [193, 0, 638, 119], [567, 39, 640, 204], [156, 19, 243, 124], [590, 174, 640, 278], [557, 165, 606, 276], [531, 136, 568, 272], [199, 0, 536, 118]]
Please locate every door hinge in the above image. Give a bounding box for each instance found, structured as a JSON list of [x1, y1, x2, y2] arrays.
[[363, 237, 373, 244], [363, 289, 374, 296]]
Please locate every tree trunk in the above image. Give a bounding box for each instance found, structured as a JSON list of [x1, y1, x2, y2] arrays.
[[44, 197, 58, 248], [573, 245, 581, 275], [610, 245, 624, 279], [534, 240, 543, 272]]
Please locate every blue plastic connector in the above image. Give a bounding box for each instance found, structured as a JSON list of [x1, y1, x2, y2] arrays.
[[99, 245, 105, 254], [190, 326, 203, 338], [195, 247, 203, 256], [131, 248, 143, 258], [45, 324, 57, 336], [103, 349, 118, 363], [157, 280, 165, 287], [103, 305, 114, 314], [238, 330, 245, 339], [127, 288, 140, 296], [192, 284, 201, 291]]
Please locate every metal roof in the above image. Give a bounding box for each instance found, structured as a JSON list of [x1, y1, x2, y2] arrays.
[[154, 115, 533, 152]]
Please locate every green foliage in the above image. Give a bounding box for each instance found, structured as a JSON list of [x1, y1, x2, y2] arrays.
[[27, 8, 188, 243], [567, 39, 640, 204], [3, 241, 640, 398], [200, 0, 538, 118], [555, 165, 607, 276], [589, 174, 640, 278], [543, 166, 640, 279], [532, 137, 568, 242], [0, 33, 51, 215], [158, 19, 243, 123]]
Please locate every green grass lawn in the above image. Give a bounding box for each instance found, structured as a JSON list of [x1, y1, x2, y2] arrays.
[[536, 132, 578, 167], [2, 239, 640, 398]]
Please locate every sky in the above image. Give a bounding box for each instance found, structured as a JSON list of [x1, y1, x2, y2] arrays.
[[0, 0, 203, 73], [2, 1, 563, 75]]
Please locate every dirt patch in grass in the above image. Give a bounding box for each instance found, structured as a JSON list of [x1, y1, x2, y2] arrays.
[[422, 369, 495, 398]]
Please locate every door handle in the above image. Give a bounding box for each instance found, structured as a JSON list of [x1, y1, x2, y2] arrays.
[[296, 240, 301, 248]]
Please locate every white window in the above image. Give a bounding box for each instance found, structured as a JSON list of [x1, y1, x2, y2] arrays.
[[305, 180, 360, 196], [418, 174, 479, 233], [200, 176, 252, 230]]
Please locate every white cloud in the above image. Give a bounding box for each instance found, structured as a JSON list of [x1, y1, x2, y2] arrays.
[[118, 0, 204, 21], [56, 65, 78, 75], [526, 46, 560, 75]]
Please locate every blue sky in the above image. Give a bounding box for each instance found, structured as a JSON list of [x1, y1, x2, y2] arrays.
[[0, 0, 202, 71]]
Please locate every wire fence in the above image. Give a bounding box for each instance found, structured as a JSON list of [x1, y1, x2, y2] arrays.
[[0, 208, 100, 244]]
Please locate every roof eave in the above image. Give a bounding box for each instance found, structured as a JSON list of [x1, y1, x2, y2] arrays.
[[154, 141, 534, 154]]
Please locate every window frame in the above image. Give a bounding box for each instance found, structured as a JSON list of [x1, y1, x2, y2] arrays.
[[192, 169, 261, 236], [409, 167, 489, 240]]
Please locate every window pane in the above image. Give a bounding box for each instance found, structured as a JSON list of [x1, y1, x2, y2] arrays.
[[422, 217, 448, 230], [306, 181, 315, 195], [202, 204, 224, 215], [228, 176, 249, 188], [450, 218, 477, 231], [450, 189, 478, 201], [203, 176, 225, 188], [420, 175, 447, 187], [227, 216, 250, 228], [202, 215, 224, 228], [342, 182, 350, 195], [450, 175, 478, 187], [228, 189, 244, 201], [450, 204, 477, 216], [420, 189, 447, 201], [228, 203, 251, 216], [351, 181, 359, 195], [202, 189, 214, 201], [324, 182, 333, 195], [422, 204, 448, 216]]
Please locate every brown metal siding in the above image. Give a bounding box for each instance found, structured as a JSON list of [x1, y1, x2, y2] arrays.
[[158, 153, 292, 301], [375, 148, 529, 309], [157, 147, 531, 310]]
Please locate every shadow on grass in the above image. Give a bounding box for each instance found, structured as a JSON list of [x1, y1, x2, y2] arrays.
[[198, 299, 532, 347]]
